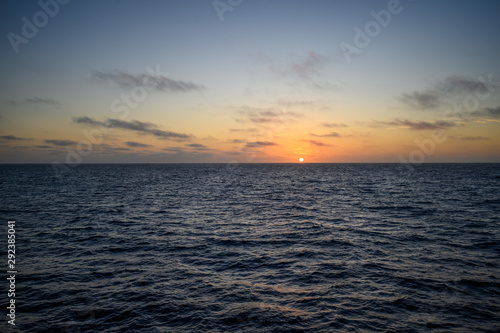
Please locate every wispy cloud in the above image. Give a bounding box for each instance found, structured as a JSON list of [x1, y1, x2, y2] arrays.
[[399, 75, 497, 110], [376, 118, 456, 130], [0, 135, 32, 141], [257, 51, 324, 80], [73, 116, 101, 126], [245, 141, 278, 148], [310, 132, 341, 137], [186, 143, 210, 151], [229, 128, 257, 132], [470, 106, 500, 118], [483, 107, 500, 118], [5, 97, 60, 106], [228, 139, 245, 144], [236, 105, 303, 124], [288, 51, 326, 80], [92, 70, 205, 92], [277, 99, 314, 107], [301, 140, 333, 147], [125, 141, 152, 148], [162, 147, 184, 153], [73, 116, 193, 140], [438, 75, 490, 93], [460, 136, 490, 141], [255, 51, 337, 90], [447, 106, 500, 121], [158, 148, 219, 162], [321, 122, 348, 128], [25, 97, 60, 105], [45, 139, 77, 146], [399, 91, 441, 109]]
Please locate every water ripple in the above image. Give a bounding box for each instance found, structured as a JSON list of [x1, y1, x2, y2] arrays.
[[0, 163, 499, 332]]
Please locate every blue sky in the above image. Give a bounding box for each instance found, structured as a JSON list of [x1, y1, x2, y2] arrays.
[[1, 0, 500, 163]]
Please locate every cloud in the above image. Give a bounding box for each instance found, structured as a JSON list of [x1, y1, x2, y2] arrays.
[[288, 51, 326, 80], [162, 147, 184, 152], [257, 51, 324, 80], [310, 81, 340, 90], [158, 148, 218, 161], [5, 97, 60, 106], [480, 106, 500, 118], [92, 70, 205, 92], [447, 106, 500, 123], [460, 136, 490, 141], [245, 141, 278, 148], [438, 75, 490, 94], [237, 105, 303, 124], [255, 51, 337, 90], [321, 122, 348, 128], [125, 141, 152, 148], [0, 135, 32, 141], [45, 139, 77, 146], [25, 97, 60, 105], [310, 132, 341, 137], [229, 128, 257, 132], [228, 139, 245, 144], [277, 99, 314, 107], [186, 143, 210, 151], [399, 75, 498, 110], [399, 91, 441, 109], [34, 145, 51, 148], [73, 116, 192, 140], [376, 119, 456, 130], [301, 140, 332, 147], [73, 116, 102, 126]]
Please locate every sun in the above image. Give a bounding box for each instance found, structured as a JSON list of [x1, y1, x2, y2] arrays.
[[299, 157, 304, 162]]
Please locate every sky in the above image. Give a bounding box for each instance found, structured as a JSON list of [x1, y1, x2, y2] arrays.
[[1, 0, 500, 164]]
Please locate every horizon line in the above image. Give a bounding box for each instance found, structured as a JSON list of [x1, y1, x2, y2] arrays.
[[1, 162, 500, 165]]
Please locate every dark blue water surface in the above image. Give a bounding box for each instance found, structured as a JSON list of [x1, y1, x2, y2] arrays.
[[1, 163, 499, 332]]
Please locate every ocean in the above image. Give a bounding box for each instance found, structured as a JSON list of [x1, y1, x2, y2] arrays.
[[1, 163, 499, 332]]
